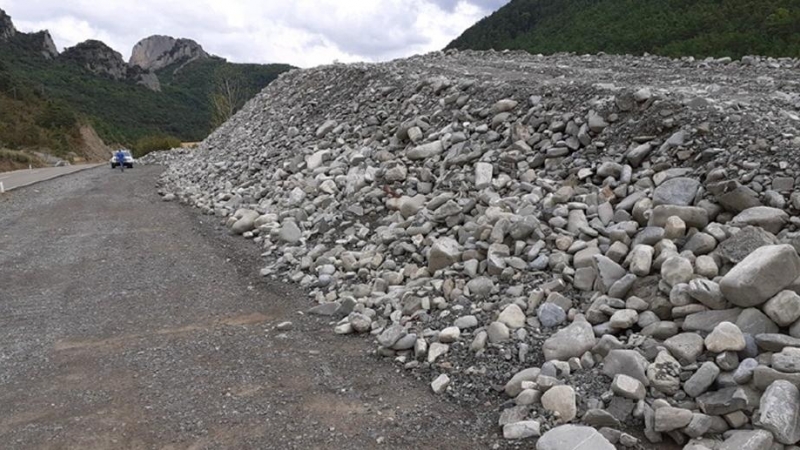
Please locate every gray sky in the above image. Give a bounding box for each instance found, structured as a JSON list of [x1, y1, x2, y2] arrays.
[[0, 0, 508, 67]]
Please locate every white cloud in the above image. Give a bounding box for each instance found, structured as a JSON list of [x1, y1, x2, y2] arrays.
[[0, 0, 507, 67]]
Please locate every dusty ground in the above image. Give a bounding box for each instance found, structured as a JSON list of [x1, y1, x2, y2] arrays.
[[0, 166, 501, 450]]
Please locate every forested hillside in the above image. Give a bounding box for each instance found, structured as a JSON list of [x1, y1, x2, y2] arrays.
[[447, 0, 800, 59], [0, 8, 293, 163]]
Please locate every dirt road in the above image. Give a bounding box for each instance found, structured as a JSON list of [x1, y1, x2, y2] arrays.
[[0, 166, 499, 449]]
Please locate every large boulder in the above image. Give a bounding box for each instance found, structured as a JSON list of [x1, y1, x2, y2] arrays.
[[730, 206, 789, 234], [720, 245, 800, 307], [759, 380, 800, 444]]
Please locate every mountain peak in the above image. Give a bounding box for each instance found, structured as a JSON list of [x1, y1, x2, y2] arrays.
[[129, 35, 209, 71], [0, 8, 18, 41]]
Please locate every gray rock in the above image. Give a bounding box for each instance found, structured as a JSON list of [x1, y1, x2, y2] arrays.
[[543, 316, 596, 361], [407, 140, 443, 160], [279, 220, 302, 243], [505, 368, 541, 397], [719, 430, 774, 450], [684, 232, 717, 255], [714, 226, 777, 265], [428, 237, 461, 272], [593, 255, 627, 292], [735, 308, 779, 335], [487, 321, 510, 343], [653, 177, 700, 206], [498, 303, 526, 329], [612, 374, 646, 400], [431, 373, 450, 394], [378, 324, 406, 347], [541, 385, 577, 422], [684, 362, 721, 398], [664, 332, 705, 363], [730, 206, 789, 234], [538, 303, 567, 328], [755, 333, 800, 352], [716, 183, 762, 213], [720, 245, 800, 307], [474, 162, 493, 189], [466, 277, 494, 298], [647, 350, 681, 395], [536, 425, 615, 450], [654, 407, 693, 432], [454, 315, 479, 329], [683, 308, 742, 332], [649, 205, 709, 230], [696, 386, 748, 415], [661, 256, 694, 286], [603, 349, 650, 386], [763, 290, 800, 327], [503, 421, 541, 440], [688, 279, 727, 310], [759, 380, 800, 444], [772, 347, 800, 373], [734, 358, 759, 384], [705, 322, 746, 353]]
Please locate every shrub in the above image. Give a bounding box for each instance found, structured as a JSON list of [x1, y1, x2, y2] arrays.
[[132, 135, 182, 157]]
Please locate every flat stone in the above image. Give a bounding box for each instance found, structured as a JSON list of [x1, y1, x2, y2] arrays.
[[735, 308, 779, 335], [536, 425, 615, 450], [696, 387, 748, 415], [427, 342, 449, 363], [759, 380, 800, 444], [593, 255, 627, 292], [378, 324, 406, 347], [683, 309, 742, 332], [505, 368, 541, 397], [755, 333, 800, 352], [407, 140, 443, 160], [730, 206, 789, 234], [754, 365, 800, 390], [688, 279, 727, 310], [653, 177, 700, 206], [454, 315, 479, 329], [719, 430, 774, 450], [503, 421, 541, 440], [649, 205, 709, 230]]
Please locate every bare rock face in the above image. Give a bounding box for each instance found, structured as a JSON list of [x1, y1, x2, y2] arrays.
[[129, 35, 209, 71], [0, 8, 17, 41]]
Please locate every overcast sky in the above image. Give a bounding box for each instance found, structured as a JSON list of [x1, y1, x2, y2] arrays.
[[0, 0, 508, 67]]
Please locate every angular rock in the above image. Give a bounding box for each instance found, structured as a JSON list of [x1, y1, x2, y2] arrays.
[[603, 349, 649, 386], [719, 245, 800, 308], [498, 303, 526, 329], [428, 237, 461, 272], [543, 317, 596, 361], [759, 380, 800, 444], [503, 421, 541, 440], [611, 374, 646, 400], [684, 362, 721, 398], [719, 430, 773, 450], [536, 425, 615, 450], [541, 385, 577, 422], [653, 177, 700, 206], [654, 407, 693, 432], [763, 290, 800, 327]]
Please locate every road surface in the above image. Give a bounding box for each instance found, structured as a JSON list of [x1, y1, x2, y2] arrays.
[[0, 166, 499, 449], [0, 164, 104, 192]]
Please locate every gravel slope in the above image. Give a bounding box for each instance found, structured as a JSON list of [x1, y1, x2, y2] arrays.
[[0, 166, 499, 449]]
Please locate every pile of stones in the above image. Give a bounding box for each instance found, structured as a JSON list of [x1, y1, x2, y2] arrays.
[[145, 49, 800, 449]]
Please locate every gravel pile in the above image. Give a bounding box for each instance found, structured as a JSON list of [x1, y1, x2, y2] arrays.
[[146, 49, 800, 449]]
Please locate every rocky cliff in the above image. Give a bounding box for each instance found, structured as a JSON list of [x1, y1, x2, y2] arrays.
[[0, 8, 16, 41], [129, 35, 209, 71], [60, 40, 129, 79]]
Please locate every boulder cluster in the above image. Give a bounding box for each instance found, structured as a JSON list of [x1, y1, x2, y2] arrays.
[[145, 49, 800, 449]]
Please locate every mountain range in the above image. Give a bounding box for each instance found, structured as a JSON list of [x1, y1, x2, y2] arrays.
[[448, 0, 800, 60], [0, 8, 293, 166]]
